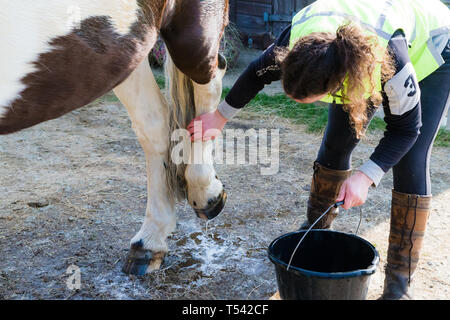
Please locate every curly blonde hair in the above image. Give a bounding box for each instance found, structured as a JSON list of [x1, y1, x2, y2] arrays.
[[277, 22, 395, 138]]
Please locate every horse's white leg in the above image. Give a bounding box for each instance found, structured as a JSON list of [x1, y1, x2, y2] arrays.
[[185, 57, 228, 219], [113, 59, 174, 274]]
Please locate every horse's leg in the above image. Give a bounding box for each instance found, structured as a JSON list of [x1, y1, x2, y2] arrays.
[[160, 0, 229, 218], [184, 56, 228, 218], [113, 58, 174, 275]]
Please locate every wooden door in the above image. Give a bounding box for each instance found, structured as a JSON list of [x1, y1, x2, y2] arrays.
[[271, 0, 315, 37], [228, 0, 317, 48]]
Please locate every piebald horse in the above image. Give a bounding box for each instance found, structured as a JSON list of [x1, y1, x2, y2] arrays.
[[1, 0, 229, 275]]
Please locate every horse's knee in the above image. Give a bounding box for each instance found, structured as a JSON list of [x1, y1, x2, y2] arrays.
[[164, 39, 223, 84], [190, 53, 227, 84], [191, 71, 226, 115]]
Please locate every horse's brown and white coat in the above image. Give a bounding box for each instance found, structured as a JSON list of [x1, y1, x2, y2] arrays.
[[0, 0, 229, 274]]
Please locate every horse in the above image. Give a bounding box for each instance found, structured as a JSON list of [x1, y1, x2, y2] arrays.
[[0, 0, 229, 275]]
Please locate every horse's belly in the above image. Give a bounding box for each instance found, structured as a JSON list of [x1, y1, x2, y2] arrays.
[[0, 1, 155, 134]]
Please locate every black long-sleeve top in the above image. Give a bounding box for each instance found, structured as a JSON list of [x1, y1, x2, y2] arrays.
[[217, 26, 423, 186]]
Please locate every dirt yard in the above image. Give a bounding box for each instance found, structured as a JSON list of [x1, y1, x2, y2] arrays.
[[0, 56, 449, 299]]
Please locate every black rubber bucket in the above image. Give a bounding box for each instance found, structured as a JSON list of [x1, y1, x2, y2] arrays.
[[268, 230, 379, 300]]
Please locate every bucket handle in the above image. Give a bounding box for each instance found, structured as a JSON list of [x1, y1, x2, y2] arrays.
[[286, 201, 363, 271]]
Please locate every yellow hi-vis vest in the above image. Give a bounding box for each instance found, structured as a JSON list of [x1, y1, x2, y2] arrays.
[[289, 0, 450, 104]]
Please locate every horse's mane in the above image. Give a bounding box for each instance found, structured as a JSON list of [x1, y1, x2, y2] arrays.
[[164, 55, 196, 202]]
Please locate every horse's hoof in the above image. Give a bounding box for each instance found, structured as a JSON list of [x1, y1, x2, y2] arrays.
[[194, 190, 227, 220], [122, 241, 165, 275]]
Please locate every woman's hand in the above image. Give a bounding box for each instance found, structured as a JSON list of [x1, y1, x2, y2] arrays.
[[187, 109, 228, 141], [336, 171, 373, 210]]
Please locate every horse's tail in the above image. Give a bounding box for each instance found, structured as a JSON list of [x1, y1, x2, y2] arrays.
[[164, 54, 196, 202]]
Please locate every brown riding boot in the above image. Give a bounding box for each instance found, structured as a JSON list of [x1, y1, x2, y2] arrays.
[[299, 162, 352, 230], [381, 190, 432, 300]]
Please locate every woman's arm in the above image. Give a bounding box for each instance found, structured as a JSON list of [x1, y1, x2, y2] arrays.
[[359, 32, 422, 187], [338, 31, 422, 209], [188, 26, 292, 141], [218, 25, 292, 119]]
